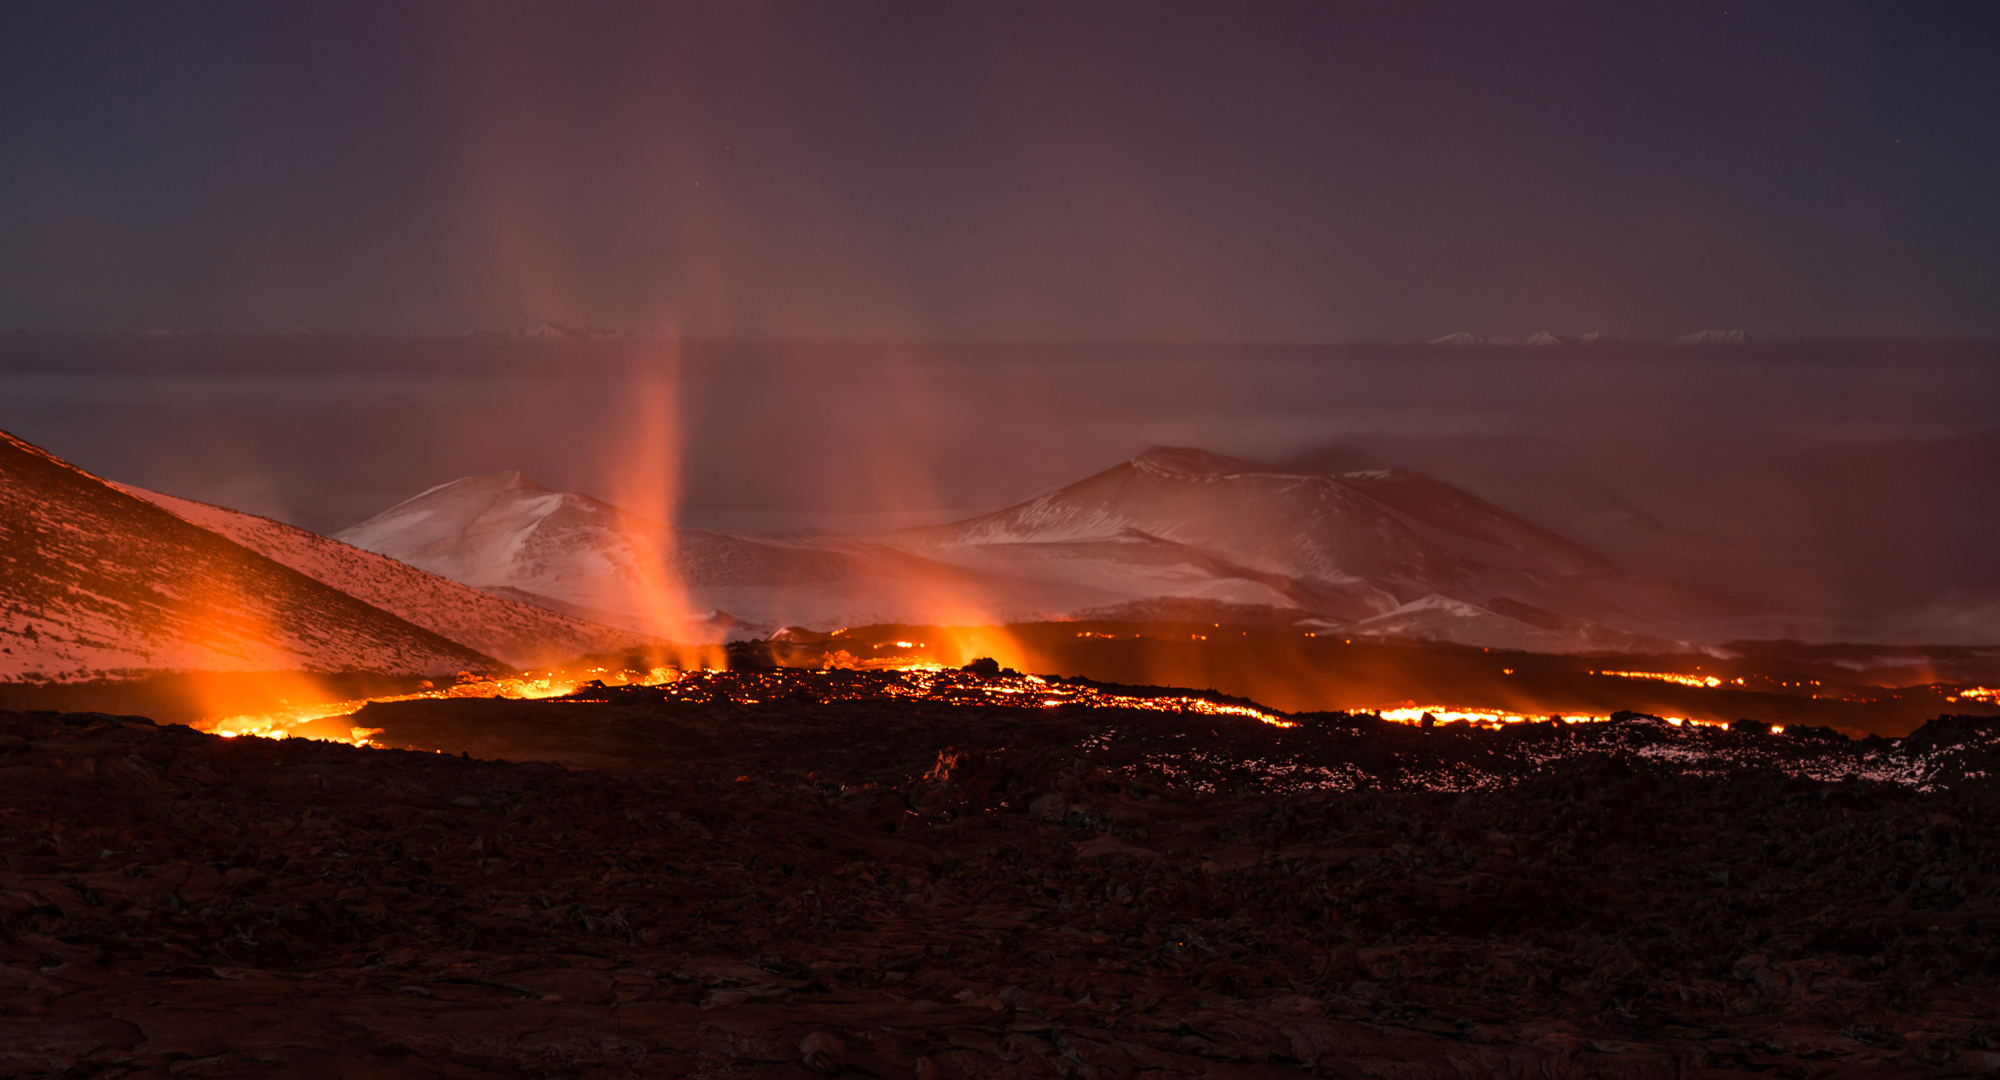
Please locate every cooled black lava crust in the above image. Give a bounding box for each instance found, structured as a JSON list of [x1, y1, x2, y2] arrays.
[[2, 691, 1998, 1077]]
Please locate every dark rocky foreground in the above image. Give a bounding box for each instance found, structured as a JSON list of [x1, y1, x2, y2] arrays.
[[4, 679, 2000, 1078]]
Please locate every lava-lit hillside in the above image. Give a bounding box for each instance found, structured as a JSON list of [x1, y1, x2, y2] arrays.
[[116, 483, 662, 668], [0, 431, 501, 680]]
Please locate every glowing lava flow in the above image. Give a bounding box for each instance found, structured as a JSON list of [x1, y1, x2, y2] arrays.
[[1372, 705, 1724, 729], [957, 672, 1295, 725], [196, 663, 1301, 746], [652, 668, 1298, 728], [199, 663, 1805, 749], [197, 667, 683, 745], [1596, 670, 1724, 688]]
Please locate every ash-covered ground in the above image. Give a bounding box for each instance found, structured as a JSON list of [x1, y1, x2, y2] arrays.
[[4, 671, 2000, 1078]]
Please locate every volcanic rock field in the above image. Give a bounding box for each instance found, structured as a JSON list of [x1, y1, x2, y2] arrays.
[[4, 672, 2000, 1078]]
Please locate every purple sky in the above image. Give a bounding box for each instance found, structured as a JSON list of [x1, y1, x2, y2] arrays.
[[3, 3, 1996, 628], [3, 1, 1997, 339]]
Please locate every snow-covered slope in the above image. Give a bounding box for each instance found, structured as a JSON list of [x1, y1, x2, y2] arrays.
[[904, 448, 1473, 603], [0, 431, 501, 680], [1329, 467, 1618, 576], [333, 472, 1117, 634], [897, 448, 1809, 647], [334, 447, 1819, 652], [118, 484, 660, 668], [333, 472, 701, 635]]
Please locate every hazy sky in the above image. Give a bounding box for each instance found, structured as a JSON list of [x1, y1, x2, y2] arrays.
[[3, 1, 1997, 340]]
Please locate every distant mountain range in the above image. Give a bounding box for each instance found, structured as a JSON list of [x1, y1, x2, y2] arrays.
[[334, 446, 1837, 652], [7, 426, 1968, 682], [888, 447, 1821, 649], [330, 472, 1118, 636], [1423, 330, 1750, 346]]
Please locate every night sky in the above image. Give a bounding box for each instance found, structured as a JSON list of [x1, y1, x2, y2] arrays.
[[3, 1, 1997, 340]]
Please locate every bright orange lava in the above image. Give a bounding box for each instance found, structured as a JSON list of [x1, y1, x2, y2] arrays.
[[1372, 705, 1727, 729], [1596, 670, 1724, 689], [195, 666, 684, 745], [196, 655, 1800, 748]]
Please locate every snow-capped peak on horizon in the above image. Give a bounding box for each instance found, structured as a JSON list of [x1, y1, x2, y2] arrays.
[[313, 441, 1823, 653], [391, 469, 552, 511], [1426, 331, 1565, 346], [1129, 447, 1428, 487], [1673, 329, 1753, 345], [332, 468, 669, 597], [334, 470, 641, 560], [1129, 446, 1277, 479]]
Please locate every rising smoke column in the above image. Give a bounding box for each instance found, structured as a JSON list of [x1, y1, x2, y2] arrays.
[[601, 340, 724, 668]]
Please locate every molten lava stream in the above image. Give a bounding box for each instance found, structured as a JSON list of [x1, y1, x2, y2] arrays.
[[1371, 705, 1723, 729], [195, 666, 685, 745]]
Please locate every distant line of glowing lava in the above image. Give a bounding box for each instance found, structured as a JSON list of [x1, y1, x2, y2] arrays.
[[199, 662, 1819, 749], [1372, 705, 1733, 730], [1595, 670, 1726, 688]]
